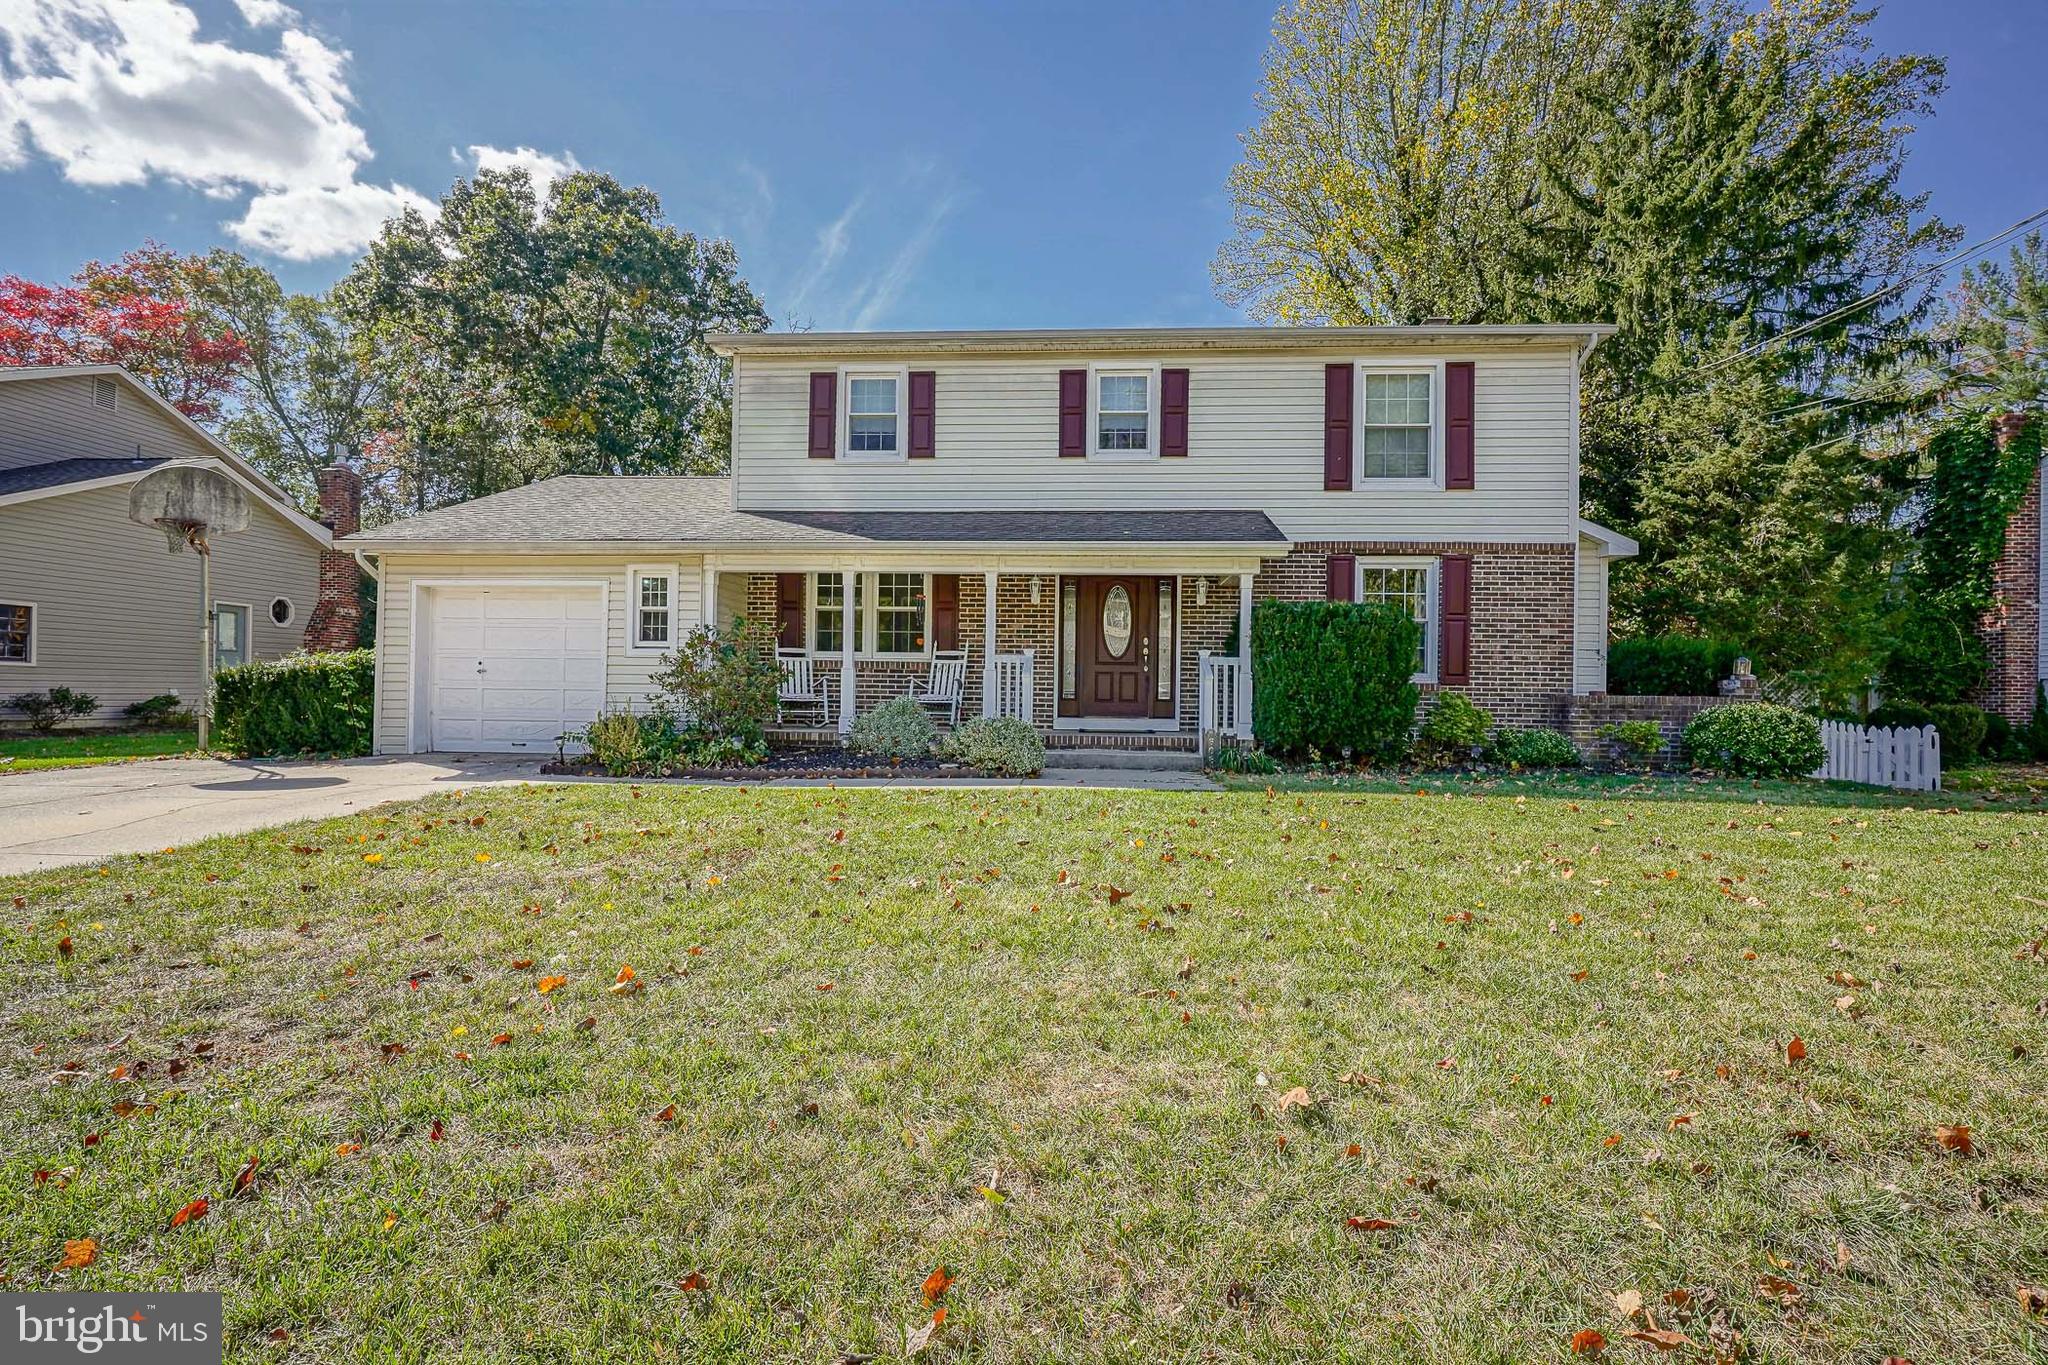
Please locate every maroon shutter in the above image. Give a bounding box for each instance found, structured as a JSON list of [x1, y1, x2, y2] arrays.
[[1058, 369, 1087, 457], [932, 574, 959, 650], [1439, 554, 1472, 684], [1326, 552, 1355, 602], [908, 370, 936, 458], [775, 574, 806, 649], [807, 372, 836, 459], [1323, 363, 1353, 490], [1445, 361, 1475, 489], [1160, 367, 1190, 457]]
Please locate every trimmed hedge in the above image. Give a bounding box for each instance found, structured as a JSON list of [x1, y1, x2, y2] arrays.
[[212, 649, 374, 758], [1681, 702, 1823, 778], [943, 716, 1045, 776], [1250, 601, 1419, 763], [1493, 726, 1582, 769], [847, 697, 938, 761], [1608, 635, 1743, 697]]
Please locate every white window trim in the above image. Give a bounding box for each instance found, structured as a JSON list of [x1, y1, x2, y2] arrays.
[[213, 601, 253, 668], [0, 600, 35, 666], [838, 366, 910, 463], [1353, 556, 1439, 683], [268, 596, 296, 628], [806, 571, 933, 661], [627, 564, 678, 653], [1087, 362, 1160, 460], [1354, 359, 1446, 489]]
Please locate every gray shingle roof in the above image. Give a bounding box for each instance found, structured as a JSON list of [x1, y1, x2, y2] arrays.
[[345, 477, 1288, 549], [0, 456, 168, 497]]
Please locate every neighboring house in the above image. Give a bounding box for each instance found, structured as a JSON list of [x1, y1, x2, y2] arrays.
[[0, 365, 350, 727], [340, 325, 1639, 756]]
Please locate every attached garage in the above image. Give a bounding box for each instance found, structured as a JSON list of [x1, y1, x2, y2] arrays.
[[417, 583, 606, 753]]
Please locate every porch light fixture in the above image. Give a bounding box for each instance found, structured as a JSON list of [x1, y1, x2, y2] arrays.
[[1195, 576, 1210, 606], [1030, 576, 1042, 605]]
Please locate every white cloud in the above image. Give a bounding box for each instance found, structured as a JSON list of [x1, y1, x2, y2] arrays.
[[850, 190, 958, 329], [775, 163, 964, 329], [465, 143, 581, 200], [0, 0, 422, 259], [784, 191, 864, 317]]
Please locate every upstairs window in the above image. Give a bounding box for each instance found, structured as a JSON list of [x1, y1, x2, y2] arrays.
[[845, 375, 900, 455], [1095, 371, 1151, 453], [1360, 370, 1435, 480]]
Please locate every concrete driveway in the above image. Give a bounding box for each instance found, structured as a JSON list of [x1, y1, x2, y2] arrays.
[[0, 754, 548, 875]]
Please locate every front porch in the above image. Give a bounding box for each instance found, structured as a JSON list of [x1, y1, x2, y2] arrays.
[[695, 559, 1260, 749]]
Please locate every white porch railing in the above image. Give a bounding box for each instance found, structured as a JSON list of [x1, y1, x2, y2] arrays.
[[1197, 650, 1251, 758], [990, 649, 1034, 723], [1813, 720, 1940, 791]]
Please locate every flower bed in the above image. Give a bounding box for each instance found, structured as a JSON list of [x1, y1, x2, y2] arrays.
[[543, 745, 969, 781]]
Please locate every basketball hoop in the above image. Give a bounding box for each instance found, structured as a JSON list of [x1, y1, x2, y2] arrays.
[[125, 466, 253, 750], [156, 518, 208, 555]]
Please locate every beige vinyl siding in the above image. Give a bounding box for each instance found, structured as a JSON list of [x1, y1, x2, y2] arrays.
[[732, 345, 1580, 544], [372, 554, 704, 754], [0, 373, 218, 472], [1573, 535, 1611, 695], [0, 484, 321, 721]]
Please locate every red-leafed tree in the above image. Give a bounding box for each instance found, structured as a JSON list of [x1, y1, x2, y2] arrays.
[[0, 243, 249, 421]]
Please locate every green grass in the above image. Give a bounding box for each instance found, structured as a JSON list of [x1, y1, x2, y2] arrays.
[[0, 728, 200, 773], [3, 783, 2045, 1362]]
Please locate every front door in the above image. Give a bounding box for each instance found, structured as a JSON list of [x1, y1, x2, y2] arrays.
[[213, 604, 249, 670], [1070, 575, 1159, 719]]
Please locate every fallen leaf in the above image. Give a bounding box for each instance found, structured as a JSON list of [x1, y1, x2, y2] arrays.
[[904, 1309, 944, 1357], [1611, 1289, 1643, 1319], [2018, 1284, 2048, 1315], [677, 1270, 709, 1293], [535, 975, 568, 994], [168, 1197, 209, 1229], [1622, 1328, 1691, 1351], [922, 1266, 954, 1303], [1345, 1143, 1362, 1158], [56, 1237, 97, 1271], [57, 936, 74, 959], [335, 1142, 361, 1156], [1668, 1113, 1695, 1130], [574, 1015, 596, 1033], [1935, 1124, 1975, 1156], [490, 1032, 513, 1046], [654, 1104, 677, 1123], [816, 981, 835, 992], [1274, 1086, 1317, 1113], [1757, 1274, 1802, 1305], [1105, 886, 1131, 905], [428, 1120, 445, 1142], [1786, 1036, 1807, 1064], [510, 959, 534, 970], [231, 1156, 260, 1197], [1570, 1328, 1607, 1355], [1345, 1216, 1398, 1231]]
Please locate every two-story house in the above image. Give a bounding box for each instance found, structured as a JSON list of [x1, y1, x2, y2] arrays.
[[338, 325, 1637, 756]]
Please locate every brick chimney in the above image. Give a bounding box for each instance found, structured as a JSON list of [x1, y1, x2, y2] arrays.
[[1976, 414, 2043, 724], [303, 464, 365, 652]]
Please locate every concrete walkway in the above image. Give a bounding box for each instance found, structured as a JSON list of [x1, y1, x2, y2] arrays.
[[0, 754, 547, 875]]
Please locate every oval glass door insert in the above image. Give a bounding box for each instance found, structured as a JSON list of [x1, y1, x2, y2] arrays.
[[1101, 585, 1134, 658]]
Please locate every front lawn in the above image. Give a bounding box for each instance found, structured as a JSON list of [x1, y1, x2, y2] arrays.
[[3, 784, 2044, 1362], [0, 728, 200, 773]]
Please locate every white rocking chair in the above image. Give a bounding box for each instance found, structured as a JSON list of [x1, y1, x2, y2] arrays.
[[776, 648, 827, 726], [906, 649, 968, 728]]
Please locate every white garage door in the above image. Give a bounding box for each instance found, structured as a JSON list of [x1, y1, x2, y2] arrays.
[[426, 585, 605, 752]]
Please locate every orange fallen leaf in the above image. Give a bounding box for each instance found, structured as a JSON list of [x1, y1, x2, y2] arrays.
[[535, 975, 567, 994], [56, 1237, 97, 1271], [1786, 1036, 1807, 1063], [1345, 1216, 1398, 1231], [1602, 1134, 1622, 1148], [510, 959, 534, 970], [677, 1269, 709, 1292], [1623, 1328, 1691, 1351], [335, 1142, 361, 1155], [168, 1197, 209, 1229], [816, 981, 835, 992], [1667, 1113, 1694, 1130], [1273, 1086, 1316, 1113], [490, 1032, 513, 1046], [614, 964, 636, 983], [1757, 1274, 1802, 1305], [922, 1265, 954, 1302], [1345, 1143, 1362, 1158], [1570, 1328, 1607, 1355], [1935, 1124, 1974, 1156], [654, 1104, 677, 1123], [231, 1156, 260, 1197]]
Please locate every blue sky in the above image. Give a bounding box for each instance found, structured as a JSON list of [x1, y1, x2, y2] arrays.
[[2, 0, 2044, 330]]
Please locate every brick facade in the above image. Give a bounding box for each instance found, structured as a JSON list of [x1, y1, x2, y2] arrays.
[[302, 464, 365, 652], [1977, 449, 2043, 725], [1255, 541, 1577, 728]]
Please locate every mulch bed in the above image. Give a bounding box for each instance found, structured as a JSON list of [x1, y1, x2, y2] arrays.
[[541, 745, 966, 782]]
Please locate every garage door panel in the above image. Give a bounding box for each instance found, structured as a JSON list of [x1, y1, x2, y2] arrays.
[[426, 584, 606, 753]]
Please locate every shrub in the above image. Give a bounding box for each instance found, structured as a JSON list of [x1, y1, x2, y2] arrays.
[[1249, 601, 1419, 764], [2026, 683, 2048, 761], [212, 650, 372, 757], [1206, 741, 1280, 775], [1681, 702, 1823, 778], [1608, 635, 1743, 697], [1601, 719, 1665, 765], [581, 708, 647, 776], [8, 686, 99, 733], [943, 716, 1045, 776], [649, 616, 782, 747], [848, 697, 938, 761], [123, 693, 187, 727], [1413, 692, 1492, 767], [1981, 711, 2017, 762], [1493, 727, 1581, 769], [1926, 702, 1989, 763], [1866, 700, 1934, 731]]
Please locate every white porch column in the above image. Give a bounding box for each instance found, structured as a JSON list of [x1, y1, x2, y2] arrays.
[[1236, 571, 1254, 738], [981, 570, 999, 719], [838, 569, 858, 735], [700, 563, 718, 630]]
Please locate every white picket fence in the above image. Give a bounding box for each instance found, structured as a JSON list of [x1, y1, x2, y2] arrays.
[[1196, 651, 1251, 759], [988, 649, 1034, 723], [1813, 720, 1941, 791]]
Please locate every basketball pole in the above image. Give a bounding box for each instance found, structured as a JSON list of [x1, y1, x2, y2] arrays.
[[197, 530, 213, 752]]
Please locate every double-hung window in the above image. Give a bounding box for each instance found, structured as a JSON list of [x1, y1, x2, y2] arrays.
[[1358, 366, 1439, 481], [1355, 559, 1437, 680], [0, 602, 32, 664], [628, 566, 676, 651], [1087, 365, 1158, 458], [810, 572, 928, 659], [843, 373, 901, 457]]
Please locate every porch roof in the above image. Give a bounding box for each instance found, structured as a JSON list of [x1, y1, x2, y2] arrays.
[[343, 476, 1289, 554]]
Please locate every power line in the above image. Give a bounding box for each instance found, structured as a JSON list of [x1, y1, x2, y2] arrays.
[[1696, 205, 2048, 377]]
